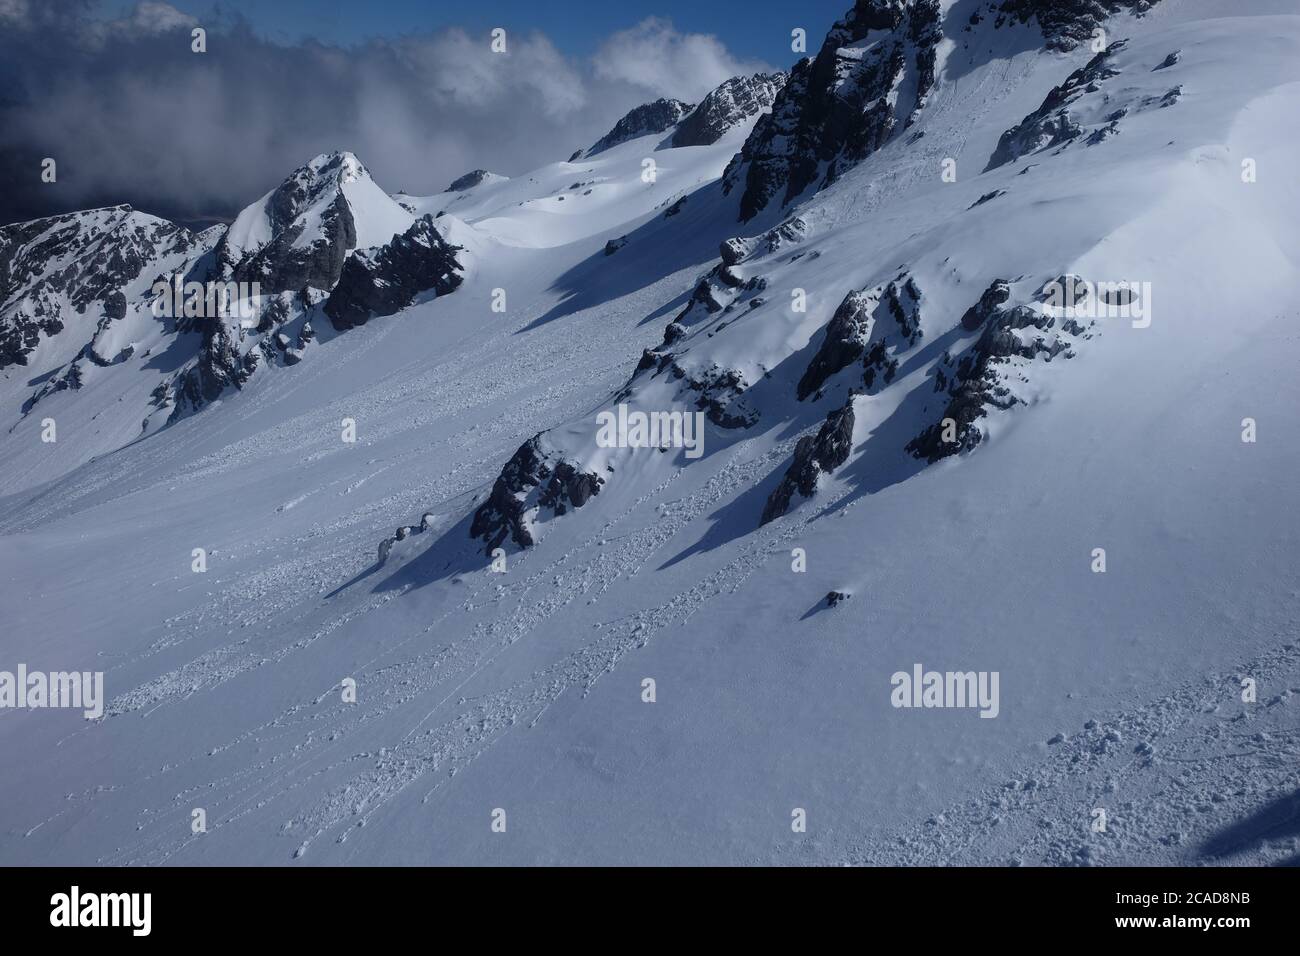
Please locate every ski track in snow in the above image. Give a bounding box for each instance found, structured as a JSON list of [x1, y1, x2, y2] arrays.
[[836, 640, 1300, 867], [89, 428, 806, 863]]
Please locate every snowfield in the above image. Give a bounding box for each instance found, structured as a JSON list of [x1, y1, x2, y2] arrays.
[[1, 0, 1298, 866]]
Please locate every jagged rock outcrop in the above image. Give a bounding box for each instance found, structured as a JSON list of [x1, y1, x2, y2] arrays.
[[170, 316, 260, 417], [323, 216, 464, 330], [719, 237, 749, 267], [222, 201, 352, 295], [22, 359, 84, 414], [960, 279, 1012, 330], [968, 189, 1007, 209], [672, 270, 730, 329], [470, 434, 604, 551], [586, 99, 694, 157], [724, 0, 942, 221], [985, 41, 1127, 169], [671, 72, 788, 148], [907, 279, 1081, 461], [798, 274, 922, 400], [681, 364, 756, 428], [761, 399, 856, 524], [718, 216, 809, 268], [444, 169, 499, 192], [1153, 50, 1180, 71], [998, 0, 1160, 52], [152, 156, 460, 418], [800, 291, 875, 401]]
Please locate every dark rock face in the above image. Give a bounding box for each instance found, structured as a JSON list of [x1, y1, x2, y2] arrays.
[[798, 274, 922, 400], [799, 291, 875, 401], [724, 0, 942, 221], [998, 0, 1160, 52], [0, 206, 196, 369], [444, 169, 496, 192], [719, 237, 749, 267], [22, 359, 84, 414], [226, 194, 355, 295], [968, 189, 1007, 209], [985, 41, 1126, 170], [323, 216, 464, 331], [103, 290, 128, 321], [603, 236, 629, 256], [959, 279, 1012, 330], [680, 272, 729, 323], [761, 216, 809, 255], [662, 196, 687, 218], [169, 318, 260, 418], [670, 72, 788, 148], [168, 288, 327, 418], [470, 434, 604, 551], [761, 399, 856, 524], [586, 99, 694, 156], [907, 280, 1079, 462], [718, 216, 809, 269]]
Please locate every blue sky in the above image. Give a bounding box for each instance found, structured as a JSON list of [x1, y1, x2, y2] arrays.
[[105, 0, 850, 64]]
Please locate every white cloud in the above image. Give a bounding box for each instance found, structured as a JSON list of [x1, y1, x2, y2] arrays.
[[122, 1, 197, 35], [0, 0, 30, 27], [593, 17, 772, 104], [393, 28, 587, 118]]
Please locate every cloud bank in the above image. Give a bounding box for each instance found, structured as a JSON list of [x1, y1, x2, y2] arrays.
[[0, 1, 773, 226], [593, 17, 770, 104]]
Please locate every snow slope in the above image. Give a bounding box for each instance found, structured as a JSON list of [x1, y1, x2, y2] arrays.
[[1, 2, 1298, 867]]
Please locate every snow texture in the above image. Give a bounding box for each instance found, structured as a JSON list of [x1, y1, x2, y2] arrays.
[[1, 0, 1298, 867]]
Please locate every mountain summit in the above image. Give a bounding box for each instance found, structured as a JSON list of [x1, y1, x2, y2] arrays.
[[217, 150, 415, 293]]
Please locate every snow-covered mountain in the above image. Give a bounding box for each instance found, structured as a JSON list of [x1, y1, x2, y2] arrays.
[[0, 149, 470, 479], [0, 205, 212, 372], [2, 1, 1298, 867], [216, 151, 416, 294]]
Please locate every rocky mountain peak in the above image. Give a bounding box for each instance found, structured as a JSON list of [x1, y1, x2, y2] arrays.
[[670, 72, 788, 148], [216, 149, 412, 295], [585, 98, 695, 156], [444, 169, 503, 193], [723, 0, 943, 221]]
